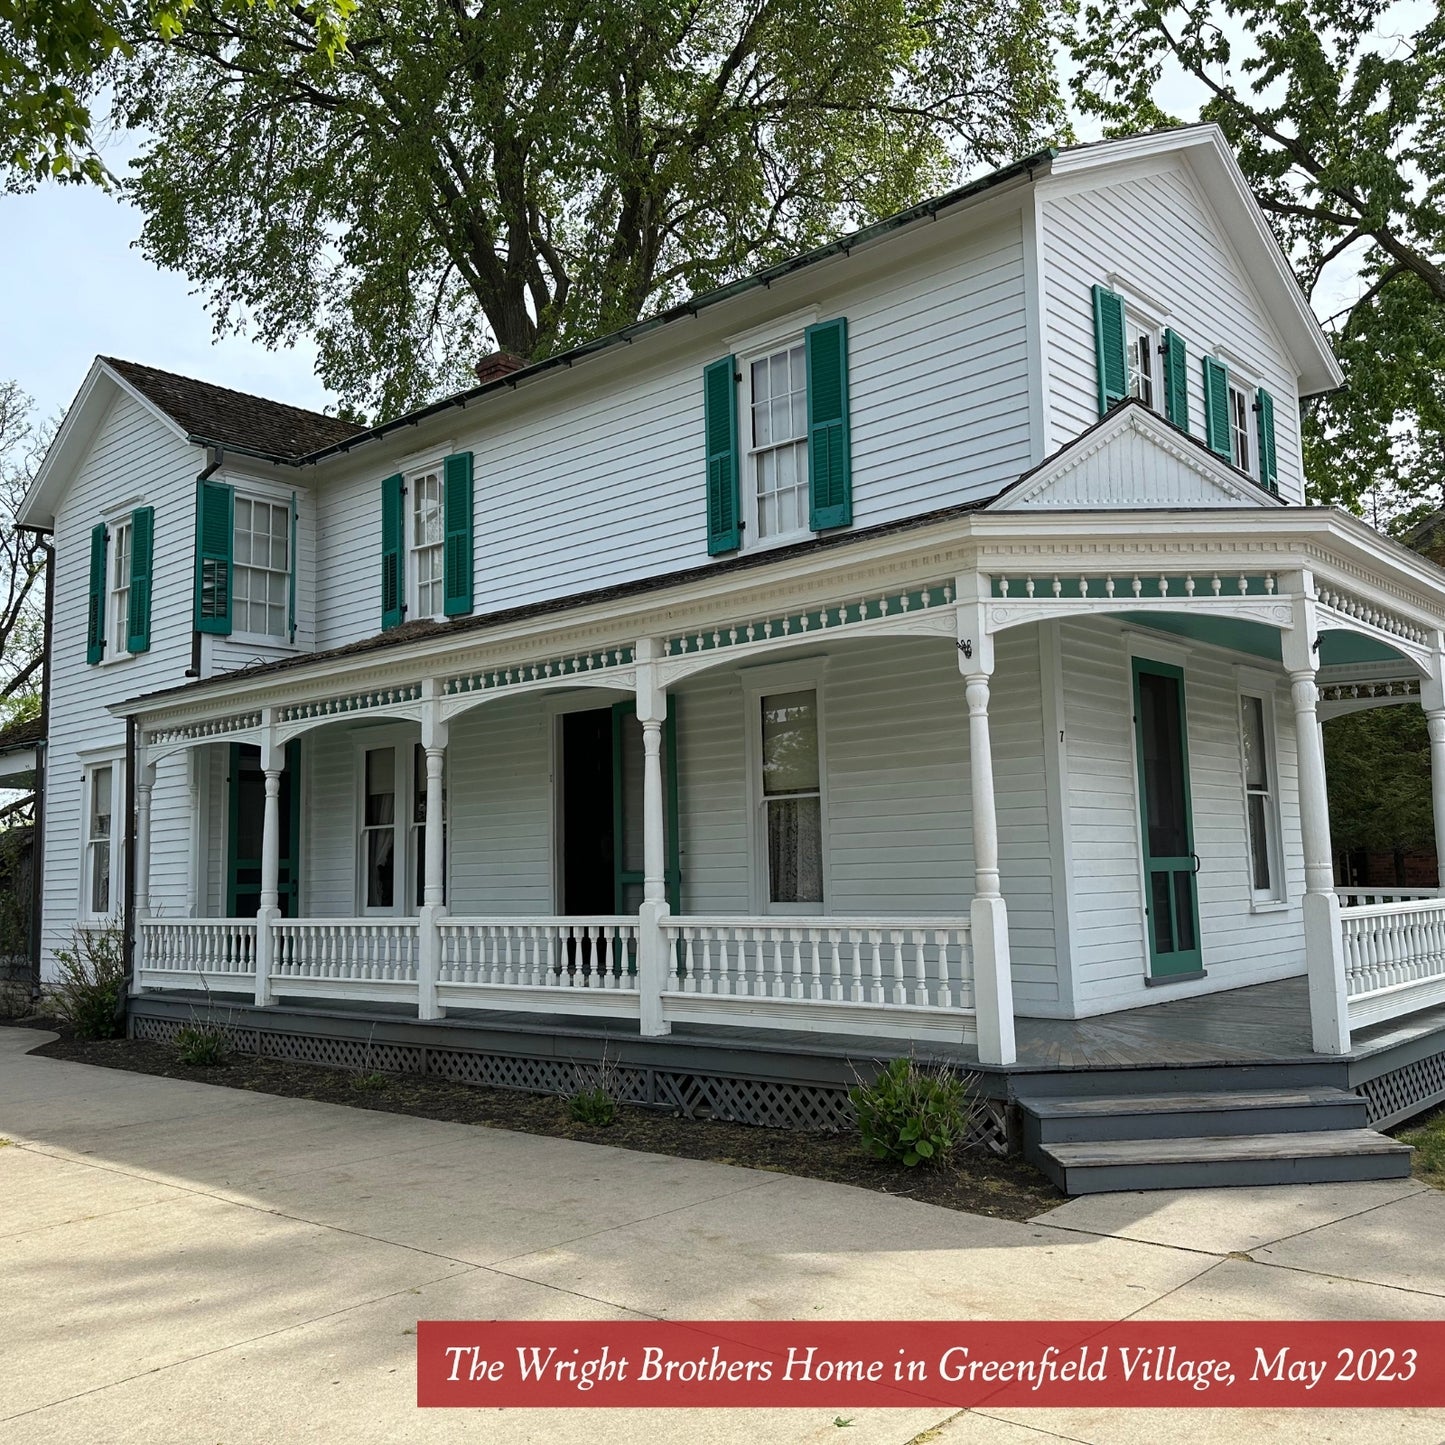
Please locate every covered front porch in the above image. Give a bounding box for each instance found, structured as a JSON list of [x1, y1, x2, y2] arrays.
[[116, 497, 1445, 1072]]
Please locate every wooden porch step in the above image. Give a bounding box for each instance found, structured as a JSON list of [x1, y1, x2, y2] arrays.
[[1021, 1088, 1367, 1145], [1035, 1128, 1414, 1196]]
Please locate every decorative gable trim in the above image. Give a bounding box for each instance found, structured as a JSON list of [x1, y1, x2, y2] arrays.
[[987, 401, 1284, 513]]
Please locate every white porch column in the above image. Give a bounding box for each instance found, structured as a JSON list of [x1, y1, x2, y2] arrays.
[[1421, 633, 1445, 887], [1284, 576, 1350, 1054], [958, 574, 1016, 1066], [635, 638, 671, 1037], [417, 681, 448, 1022], [254, 711, 281, 1007], [133, 755, 156, 988]]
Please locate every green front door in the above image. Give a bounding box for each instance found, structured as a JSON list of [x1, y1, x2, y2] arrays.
[[1131, 659, 1203, 979], [611, 700, 681, 913], [226, 742, 300, 917]]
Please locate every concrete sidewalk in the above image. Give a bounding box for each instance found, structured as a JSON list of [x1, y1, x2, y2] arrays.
[[1, 1025, 1441, 1444]]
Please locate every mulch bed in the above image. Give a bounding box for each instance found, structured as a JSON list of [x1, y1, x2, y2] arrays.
[[16, 1018, 1060, 1221]]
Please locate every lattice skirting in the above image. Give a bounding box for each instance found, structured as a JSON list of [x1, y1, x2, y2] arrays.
[[128, 1012, 1012, 1153], [1355, 1048, 1445, 1129]]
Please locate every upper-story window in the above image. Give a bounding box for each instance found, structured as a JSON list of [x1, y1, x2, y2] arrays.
[[109, 518, 132, 658], [1126, 314, 1157, 410], [232, 495, 291, 638], [1228, 379, 1253, 476], [703, 317, 851, 557], [410, 467, 445, 620], [747, 341, 810, 543]]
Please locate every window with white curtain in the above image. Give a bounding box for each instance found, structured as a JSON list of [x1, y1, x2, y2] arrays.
[[84, 762, 117, 916], [758, 689, 824, 909], [1240, 691, 1282, 900]]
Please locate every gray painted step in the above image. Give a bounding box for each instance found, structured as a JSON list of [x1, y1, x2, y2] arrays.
[[1021, 1088, 1367, 1145], [1036, 1129, 1414, 1196], [1009, 1061, 1346, 1100]]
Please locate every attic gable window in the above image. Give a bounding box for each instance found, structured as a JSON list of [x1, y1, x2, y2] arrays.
[[1125, 315, 1157, 410]]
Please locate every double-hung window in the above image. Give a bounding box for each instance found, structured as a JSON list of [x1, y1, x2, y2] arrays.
[[1125, 314, 1157, 410], [358, 738, 446, 912], [109, 520, 132, 658], [84, 763, 116, 916], [1228, 379, 1254, 476], [757, 688, 825, 910], [410, 468, 445, 620], [747, 343, 809, 543], [232, 495, 291, 638], [1240, 690, 1283, 901]]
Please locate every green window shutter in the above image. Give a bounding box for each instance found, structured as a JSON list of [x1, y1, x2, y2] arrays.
[[194, 479, 234, 635], [86, 523, 108, 664], [703, 356, 740, 555], [806, 316, 852, 531], [126, 506, 154, 654], [1202, 357, 1231, 457], [1092, 285, 1128, 416], [381, 472, 405, 630], [1162, 329, 1189, 429], [1256, 388, 1278, 491], [442, 451, 474, 617]]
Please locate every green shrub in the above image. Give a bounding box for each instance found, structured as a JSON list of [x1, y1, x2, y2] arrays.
[[568, 1086, 618, 1127], [350, 1071, 388, 1092], [51, 922, 127, 1039], [850, 1058, 983, 1168], [174, 1023, 229, 1066]]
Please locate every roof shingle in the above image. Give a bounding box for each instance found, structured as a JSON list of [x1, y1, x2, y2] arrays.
[[103, 357, 364, 460]]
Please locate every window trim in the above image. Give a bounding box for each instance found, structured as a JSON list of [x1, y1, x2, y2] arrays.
[[1124, 308, 1161, 413], [1227, 375, 1256, 478], [1236, 678, 1286, 906], [738, 335, 812, 553], [106, 516, 133, 664], [80, 757, 123, 920], [403, 458, 449, 623], [741, 658, 831, 915]]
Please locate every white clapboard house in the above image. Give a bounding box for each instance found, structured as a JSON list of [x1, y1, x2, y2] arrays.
[[20, 126, 1445, 1191]]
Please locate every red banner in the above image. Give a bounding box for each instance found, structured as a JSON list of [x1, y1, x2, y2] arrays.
[[417, 1320, 1445, 1408]]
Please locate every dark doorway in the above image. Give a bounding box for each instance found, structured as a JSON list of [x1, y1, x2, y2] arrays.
[[226, 742, 300, 917], [560, 709, 615, 915]]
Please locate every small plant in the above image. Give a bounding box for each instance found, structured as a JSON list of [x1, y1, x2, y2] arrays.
[[568, 1086, 618, 1127], [351, 1071, 388, 1092], [849, 1058, 984, 1168], [174, 1022, 229, 1066], [51, 921, 127, 1039]]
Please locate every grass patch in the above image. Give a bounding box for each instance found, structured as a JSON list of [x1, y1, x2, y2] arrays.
[[1399, 1106, 1445, 1187]]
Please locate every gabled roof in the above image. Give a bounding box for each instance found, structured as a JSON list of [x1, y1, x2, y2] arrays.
[[101, 358, 363, 458], [988, 400, 1286, 512], [0, 715, 43, 754]]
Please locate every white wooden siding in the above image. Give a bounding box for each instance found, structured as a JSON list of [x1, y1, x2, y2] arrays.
[[1038, 160, 1306, 503], [313, 214, 1031, 649], [1058, 618, 1305, 1014], [39, 393, 204, 974]]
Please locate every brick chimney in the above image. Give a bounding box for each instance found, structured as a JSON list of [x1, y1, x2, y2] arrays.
[[474, 351, 526, 385]]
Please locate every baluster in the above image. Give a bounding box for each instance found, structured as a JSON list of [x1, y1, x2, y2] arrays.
[[791, 929, 804, 1000], [828, 930, 844, 1001], [809, 930, 824, 1001], [771, 928, 787, 997], [869, 931, 884, 1003], [890, 929, 906, 1005], [912, 929, 929, 1006], [683, 928, 698, 993]]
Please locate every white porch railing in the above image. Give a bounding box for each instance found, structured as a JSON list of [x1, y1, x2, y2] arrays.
[[437, 918, 639, 990], [138, 919, 256, 985], [1340, 896, 1445, 1029], [1337, 886, 1443, 908], [272, 919, 419, 987], [661, 917, 975, 1041]]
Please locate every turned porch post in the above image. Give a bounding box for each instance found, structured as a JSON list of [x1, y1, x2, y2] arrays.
[[1421, 633, 1445, 888], [1283, 574, 1350, 1054], [254, 710, 282, 1007], [132, 753, 156, 985], [417, 681, 448, 1021], [958, 574, 1016, 1066], [635, 638, 671, 1037]]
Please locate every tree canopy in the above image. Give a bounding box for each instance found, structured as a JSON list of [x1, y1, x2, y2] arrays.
[[0, 0, 350, 188], [112, 0, 1067, 415], [1072, 0, 1445, 513]]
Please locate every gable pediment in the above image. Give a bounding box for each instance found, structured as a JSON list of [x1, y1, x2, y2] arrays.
[[989, 402, 1283, 512]]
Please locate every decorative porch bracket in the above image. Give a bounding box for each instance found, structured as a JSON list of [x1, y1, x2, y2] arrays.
[[957, 573, 1017, 1067]]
